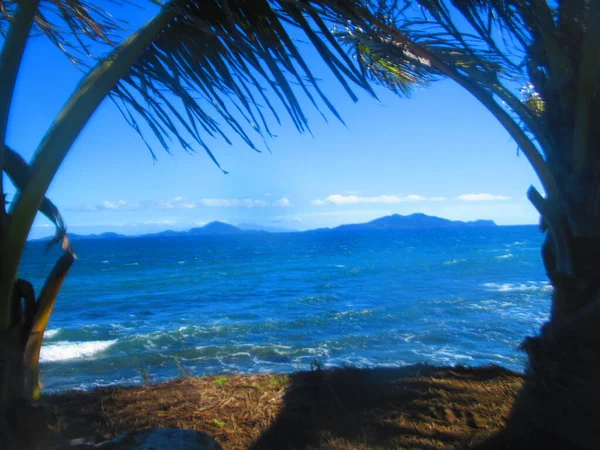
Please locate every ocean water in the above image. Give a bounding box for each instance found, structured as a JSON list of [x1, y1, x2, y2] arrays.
[[20, 226, 550, 392]]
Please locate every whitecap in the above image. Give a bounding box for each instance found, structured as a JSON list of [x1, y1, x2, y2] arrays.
[[40, 340, 117, 363], [101, 260, 109, 264], [411, 347, 474, 363], [125, 262, 138, 266], [487, 353, 513, 361], [443, 259, 467, 265], [304, 347, 330, 357], [400, 334, 416, 343], [495, 254, 514, 260], [334, 309, 373, 319], [433, 349, 474, 361], [482, 282, 551, 293], [44, 329, 60, 339], [272, 347, 293, 356], [177, 261, 186, 264]]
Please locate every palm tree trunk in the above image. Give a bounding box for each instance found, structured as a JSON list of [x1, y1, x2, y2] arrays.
[[0, 326, 25, 402], [0, 303, 27, 446], [23, 251, 74, 399], [483, 235, 600, 450], [0, 252, 73, 447], [0, 5, 170, 419]]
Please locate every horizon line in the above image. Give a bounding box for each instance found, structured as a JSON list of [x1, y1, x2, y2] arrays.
[[29, 213, 539, 240]]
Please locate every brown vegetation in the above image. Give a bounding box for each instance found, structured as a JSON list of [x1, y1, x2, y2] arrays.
[[26, 365, 522, 449]]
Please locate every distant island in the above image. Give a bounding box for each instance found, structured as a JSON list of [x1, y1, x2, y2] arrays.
[[325, 213, 496, 232], [33, 213, 497, 241]]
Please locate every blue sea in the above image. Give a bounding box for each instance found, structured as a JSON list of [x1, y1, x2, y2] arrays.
[[21, 226, 550, 392]]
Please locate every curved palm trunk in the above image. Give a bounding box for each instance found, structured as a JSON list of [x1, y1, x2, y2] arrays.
[[0, 7, 171, 419], [0, 0, 43, 425], [483, 235, 600, 450], [0, 252, 73, 447], [23, 251, 75, 399]]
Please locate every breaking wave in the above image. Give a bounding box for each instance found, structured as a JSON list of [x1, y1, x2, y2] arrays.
[[40, 340, 117, 363]]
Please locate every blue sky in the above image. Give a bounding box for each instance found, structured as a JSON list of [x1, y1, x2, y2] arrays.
[[5, 9, 542, 239]]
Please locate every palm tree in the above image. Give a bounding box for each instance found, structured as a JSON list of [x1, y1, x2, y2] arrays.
[[323, 0, 600, 448], [0, 0, 373, 424]]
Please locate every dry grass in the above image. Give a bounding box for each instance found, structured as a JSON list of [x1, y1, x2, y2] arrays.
[[27, 365, 522, 449]]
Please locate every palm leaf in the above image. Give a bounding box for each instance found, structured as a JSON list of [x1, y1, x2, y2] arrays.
[[3, 145, 73, 254], [335, 26, 438, 97], [110, 0, 374, 169], [1, 0, 124, 64]]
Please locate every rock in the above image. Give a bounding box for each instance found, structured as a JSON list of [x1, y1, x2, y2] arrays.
[[49, 429, 222, 449]]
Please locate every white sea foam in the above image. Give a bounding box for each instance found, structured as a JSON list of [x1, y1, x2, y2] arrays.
[[334, 309, 373, 319], [443, 259, 467, 265], [44, 329, 60, 339], [177, 260, 186, 264], [482, 282, 552, 293], [304, 347, 330, 357], [125, 262, 139, 266], [411, 347, 474, 363], [400, 334, 416, 343], [40, 340, 117, 363], [101, 260, 109, 264], [495, 254, 514, 260]]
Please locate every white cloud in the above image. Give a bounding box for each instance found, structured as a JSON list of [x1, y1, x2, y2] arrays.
[[405, 194, 427, 201], [274, 197, 291, 207], [140, 219, 178, 226], [313, 194, 435, 205], [196, 198, 269, 208], [430, 196, 448, 201], [456, 193, 510, 202], [69, 196, 290, 212], [100, 200, 140, 210], [153, 198, 196, 209]]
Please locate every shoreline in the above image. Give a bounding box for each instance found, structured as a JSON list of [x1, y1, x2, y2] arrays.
[[27, 364, 523, 450]]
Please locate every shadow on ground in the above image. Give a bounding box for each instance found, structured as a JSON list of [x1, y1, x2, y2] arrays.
[[250, 365, 522, 450]]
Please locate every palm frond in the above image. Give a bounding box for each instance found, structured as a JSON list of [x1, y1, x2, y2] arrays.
[[3, 145, 73, 254], [1, 0, 125, 64], [337, 29, 437, 96], [110, 0, 375, 169], [319, 0, 560, 198]]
